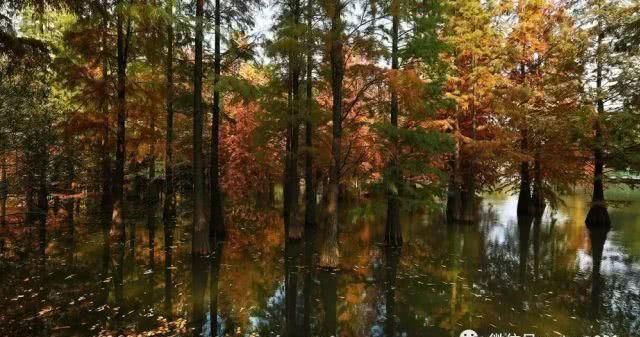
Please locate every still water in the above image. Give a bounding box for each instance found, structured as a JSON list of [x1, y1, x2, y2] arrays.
[[0, 189, 639, 337]]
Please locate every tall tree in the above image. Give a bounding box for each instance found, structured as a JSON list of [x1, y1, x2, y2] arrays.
[[385, 0, 401, 246], [284, 0, 304, 241], [100, 0, 113, 228], [163, 0, 175, 222], [319, 0, 344, 269], [111, 0, 132, 243], [211, 0, 225, 241], [585, 0, 612, 227], [210, 0, 262, 242], [193, 0, 210, 255], [304, 0, 316, 229]]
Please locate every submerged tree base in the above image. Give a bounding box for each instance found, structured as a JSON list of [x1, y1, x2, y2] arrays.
[[319, 240, 339, 269], [585, 203, 611, 229]]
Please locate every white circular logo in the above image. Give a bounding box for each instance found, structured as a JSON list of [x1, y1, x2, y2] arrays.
[[459, 330, 478, 337]]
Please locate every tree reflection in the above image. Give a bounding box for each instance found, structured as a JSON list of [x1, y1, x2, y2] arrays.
[[191, 253, 209, 337], [383, 246, 401, 337], [319, 268, 337, 337], [210, 241, 224, 337], [517, 215, 533, 287], [588, 225, 609, 320], [164, 212, 176, 318], [302, 225, 316, 337], [285, 240, 302, 337]]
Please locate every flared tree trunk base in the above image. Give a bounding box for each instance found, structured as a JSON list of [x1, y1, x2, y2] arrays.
[[586, 204, 611, 229]]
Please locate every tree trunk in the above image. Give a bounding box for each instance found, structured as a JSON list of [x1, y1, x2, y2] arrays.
[[593, 28, 606, 204], [163, 0, 176, 223], [0, 156, 7, 226], [460, 158, 476, 222], [286, 0, 303, 241], [163, 214, 174, 317], [100, 0, 113, 229], [63, 133, 75, 256], [531, 148, 545, 215], [586, 23, 610, 228], [446, 136, 461, 223], [193, 0, 211, 255], [36, 136, 49, 226], [304, 0, 315, 229], [517, 128, 531, 216], [112, 0, 130, 245], [211, 0, 225, 242], [25, 168, 35, 224], [385, 1, 401, 246], [319, 0, 344, 269]]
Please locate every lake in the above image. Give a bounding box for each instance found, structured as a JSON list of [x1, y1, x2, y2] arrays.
[[0, 188, 638, 337]]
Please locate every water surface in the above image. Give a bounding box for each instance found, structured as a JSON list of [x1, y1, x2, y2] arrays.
[[0, 190, 638, 337]]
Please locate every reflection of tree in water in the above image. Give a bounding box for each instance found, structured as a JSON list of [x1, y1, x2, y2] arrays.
[[2, 195, 640, 336]]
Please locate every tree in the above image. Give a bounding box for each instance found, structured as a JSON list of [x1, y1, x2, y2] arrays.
[[193, 0, 210, 255], [304, 0, 317, 229], [498, 0, 586, 216], [111, 0, 133, 244], [318, 0, 345, 269], [164, 0, 176, 222], [211, 0, 262, 242], [580, 0, 626, 227], [442, 0, 505, 222], [385, 0, 401, 246]]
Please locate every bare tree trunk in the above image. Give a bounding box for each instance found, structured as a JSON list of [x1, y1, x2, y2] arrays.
[[193, 0, 211, 255], [446, 123, 461, 223], [100, 0, 113, 229], [0, 156, 7, 226], [286, 0, 303, 241], [163, 0, 176, 223], [517, 54, 531, 216], [163, 33, 176, 310], [319, 0, 344, 269], [385, 0, 401, 246], [147, 114, 157, 203], [211, 0, 225, 242], [517, 126, 531, 216], [163, 214, 174, 317], [531, 148, 544, 215], [112, 0, 131, 246], [304, 0, 315, 230]]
